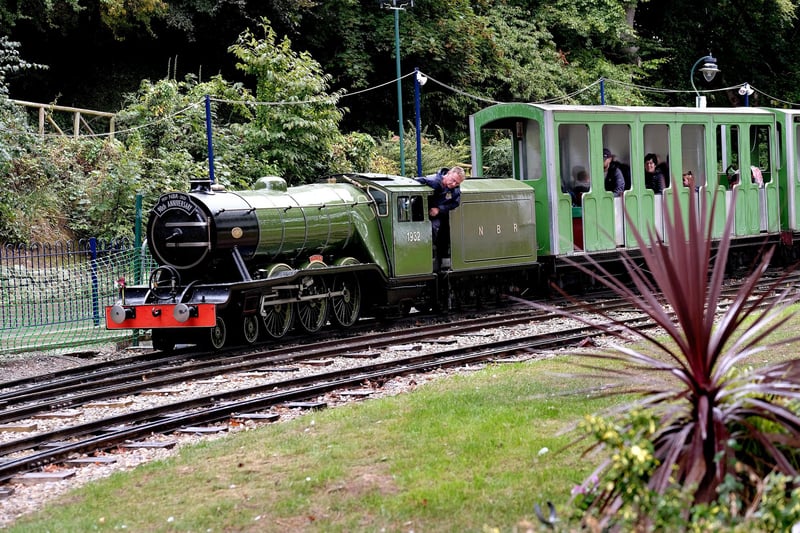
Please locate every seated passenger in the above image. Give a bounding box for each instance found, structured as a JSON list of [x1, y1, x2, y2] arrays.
[[644, 153, 666, 194], [726, 165, 740, 187], [571, 170, 591, 206], [750, 166, 764, 187], [682, 170, 698, 191], [603, 148, 624, 197], [657, 160, 670, 187]]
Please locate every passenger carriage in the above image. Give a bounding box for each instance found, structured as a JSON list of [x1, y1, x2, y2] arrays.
[[469, 104, 782, 273]]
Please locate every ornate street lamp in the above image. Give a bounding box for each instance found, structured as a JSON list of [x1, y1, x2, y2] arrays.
[[690, 55, 720, 108], [379, 0, 413, 175]]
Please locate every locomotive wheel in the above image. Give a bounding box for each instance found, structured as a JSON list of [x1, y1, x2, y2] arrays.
[[262, 302, 294, 339], [297, 276, 328, 333], [331, 273, 361, 327], [331, 258, 361, 328], [207, 317, 227, 350], [262, 263, 295, 339], [242, 315, 259, 344]]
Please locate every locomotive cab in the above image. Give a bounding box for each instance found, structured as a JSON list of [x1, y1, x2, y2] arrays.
[[355, 175, 434, 276]]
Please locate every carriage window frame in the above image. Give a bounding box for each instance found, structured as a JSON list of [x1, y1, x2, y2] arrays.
[[601, 123, 632, 193], [643, 123, 670, 189], [750, 124, 772, 185], [681, 124, 706, 188], [716, 124, 740, 189], [556, 122, 590, 195]]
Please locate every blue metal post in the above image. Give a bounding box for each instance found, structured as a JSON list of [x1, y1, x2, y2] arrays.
[[205, 94, 216, 183], [394, 9, 405, 175], [414, 67, 422, 176], [90, 238, 99, 326], [600, 78, 606, 105]]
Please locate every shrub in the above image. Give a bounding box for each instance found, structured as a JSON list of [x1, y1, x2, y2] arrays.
[[550, 191, 800, 529]]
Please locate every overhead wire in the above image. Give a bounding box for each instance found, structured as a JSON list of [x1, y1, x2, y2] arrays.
[[9, 70, 800, 140]]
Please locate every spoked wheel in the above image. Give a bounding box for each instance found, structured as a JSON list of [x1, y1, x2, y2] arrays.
[[261, 263, 295, 339], [297, 277, 328, 332], [242, 315, 259, 344], [206, 316, 227, 350], [262, 302, 294, 339], [331, 258, 362, 328], [295, 254, 329, 335], [331, 273, 361, 327]]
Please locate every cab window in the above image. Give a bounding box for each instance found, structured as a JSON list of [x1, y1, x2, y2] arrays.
[[368, 187, 388, 216], [397, 195, 425, 222]]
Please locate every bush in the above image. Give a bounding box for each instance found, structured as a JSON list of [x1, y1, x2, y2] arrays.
[[543, 191, 800, 530]]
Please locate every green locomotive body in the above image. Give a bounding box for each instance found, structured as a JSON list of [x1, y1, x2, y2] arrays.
[[106, 173, 537, 349]]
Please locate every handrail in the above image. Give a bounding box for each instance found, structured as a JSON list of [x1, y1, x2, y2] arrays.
[[10, 99, 116, 139]]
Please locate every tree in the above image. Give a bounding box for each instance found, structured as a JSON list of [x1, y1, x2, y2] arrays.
[[228, 17, 346, 184], [634, 0, 800, 106]]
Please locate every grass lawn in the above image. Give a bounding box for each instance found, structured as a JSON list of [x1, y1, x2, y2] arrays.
[[8, 311, 800, 532]]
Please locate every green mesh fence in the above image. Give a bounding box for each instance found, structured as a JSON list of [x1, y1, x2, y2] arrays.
[[0, 239, 156, 355]]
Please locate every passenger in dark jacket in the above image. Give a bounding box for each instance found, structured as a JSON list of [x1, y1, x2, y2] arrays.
[[603, 148, 624, 197], [644, 153, 666, 194], [415, 166, 466, 243]]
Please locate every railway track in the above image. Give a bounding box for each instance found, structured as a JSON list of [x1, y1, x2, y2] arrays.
[[0, 295, 647, 483], [0, 270, 796, 489]]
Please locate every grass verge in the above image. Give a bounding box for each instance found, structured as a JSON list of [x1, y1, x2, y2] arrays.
[[8, 314, 799, 532]]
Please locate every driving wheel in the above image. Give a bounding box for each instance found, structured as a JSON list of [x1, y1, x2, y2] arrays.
[[261, 263, 295, 338], [331, 258, 361, 328]]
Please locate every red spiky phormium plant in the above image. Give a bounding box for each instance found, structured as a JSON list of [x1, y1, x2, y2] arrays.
[[557, 190, 800, 524]]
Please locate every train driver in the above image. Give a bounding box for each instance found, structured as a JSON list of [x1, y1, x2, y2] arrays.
[[416, 166, 467, 248]]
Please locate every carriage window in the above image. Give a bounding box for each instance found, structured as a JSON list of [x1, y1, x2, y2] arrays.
[[557, 123, 590, 195], [643, 124, 670, 190], [410, 195, 425, 221], [717, 125, 740, 188], [397, 195, 425, 222], [522, 119, 544, 181], [795, 122, 800, 185], [367, 187, 388, 216], [681, 124, 706, 188], [750, 124, 772, 185], [602, 123, 632, 193]]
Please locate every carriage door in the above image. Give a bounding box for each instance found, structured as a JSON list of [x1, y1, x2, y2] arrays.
[[556, 123, 590, 252], [643, 124, 670, 240], [601, 124, 631, 247], [717, 124, 741, 235], [393, 193, 430, 276], [750, 124, 778, 232]]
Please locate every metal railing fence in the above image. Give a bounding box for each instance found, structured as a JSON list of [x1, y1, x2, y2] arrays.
[[0, 239, 154, 355]]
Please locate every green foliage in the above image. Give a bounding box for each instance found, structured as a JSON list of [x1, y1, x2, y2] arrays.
[[481, 135, 513, 178], [570, 410, 800, 531], [374, 125, 471, 176], [0, 36, 46, 97], [330, 132, 377, 174], [228, 17, 346, 184]]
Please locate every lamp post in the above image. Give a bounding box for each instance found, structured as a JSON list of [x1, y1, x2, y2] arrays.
[[690, 54, 720, 108], [379, 0, 413, 175]]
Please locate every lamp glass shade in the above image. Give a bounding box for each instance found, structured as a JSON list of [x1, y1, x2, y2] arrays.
[[700, 63, 720, 82]]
